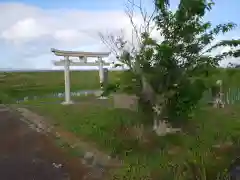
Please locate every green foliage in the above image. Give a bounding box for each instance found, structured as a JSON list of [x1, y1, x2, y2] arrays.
[[149, 0, 239, 122], [166, 78, 207, 125], [104, 70, 142, 95], [101, 82, 120, 96], [108, 0, 240, 124], [117, 70, 142, 95], [0, 92, 14, 104]]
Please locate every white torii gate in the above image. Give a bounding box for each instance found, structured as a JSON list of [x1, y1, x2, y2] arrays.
[[51, 48, 111, 105]]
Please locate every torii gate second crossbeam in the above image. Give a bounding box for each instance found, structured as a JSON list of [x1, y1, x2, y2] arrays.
[[51, 48, 111, 105]]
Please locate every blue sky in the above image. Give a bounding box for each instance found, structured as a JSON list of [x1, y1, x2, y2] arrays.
[[0, 0, 124, 10], [0, 0, 239, 70], [4, 0, 235, 24], [206, 1, 240, 26]]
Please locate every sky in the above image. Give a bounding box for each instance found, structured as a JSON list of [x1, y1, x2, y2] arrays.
[[0, 0, 239, 70]]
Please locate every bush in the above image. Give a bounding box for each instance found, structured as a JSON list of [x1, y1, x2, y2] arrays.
[[103, 70, 142, 96], [0, 92, 14, 104], [102, 82, 120, 96], [165, 78, 207, 125]]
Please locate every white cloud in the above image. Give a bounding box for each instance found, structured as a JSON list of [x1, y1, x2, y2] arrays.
[[1, 18, 48, 44], [0, 2, 239, 70], [53, 29, 97, 47], [0, 2, 137, 69], [54, 29, 80, 41]]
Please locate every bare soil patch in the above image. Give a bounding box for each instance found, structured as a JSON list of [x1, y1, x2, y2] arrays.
[[0, 105, 90, 180]]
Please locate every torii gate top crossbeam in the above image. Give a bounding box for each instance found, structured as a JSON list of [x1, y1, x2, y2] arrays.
[[51, 48, 110, 58], [52, 59, 110, 66]]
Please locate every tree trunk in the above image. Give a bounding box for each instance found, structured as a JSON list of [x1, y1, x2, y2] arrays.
[[139, 76, 164, 133], [141, 76, 155, 104], [136, 65, 177, 135]]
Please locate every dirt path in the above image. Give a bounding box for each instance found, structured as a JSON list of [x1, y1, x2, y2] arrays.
[[0, 105, 90, 180]]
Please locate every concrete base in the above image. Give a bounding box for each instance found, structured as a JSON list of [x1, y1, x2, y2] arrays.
[[98, 96, 108, 100], [61, 101, 74, 105], [94, 91, 103, 97]]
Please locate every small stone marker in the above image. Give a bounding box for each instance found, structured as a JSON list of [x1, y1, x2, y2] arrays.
[[212, 79, 224, 108], [82, 152, 95, 166]]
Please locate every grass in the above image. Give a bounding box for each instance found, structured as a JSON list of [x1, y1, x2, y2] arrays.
[[16, 94, 102, 104], [1, 68, 240, 103], [19, 97, 240, 180], [1, 68, 240, 101], [3, 69, 240, 179], [0, 71, 120, 102], [54, 134, 85, 159]]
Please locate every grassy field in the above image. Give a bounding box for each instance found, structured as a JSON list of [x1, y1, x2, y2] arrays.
[[1, 68, 240, 102], [3, 69, 240, 179], [20, 97, 240, 180], [210, 68, 240, 88], [0, 71, 120, 102]]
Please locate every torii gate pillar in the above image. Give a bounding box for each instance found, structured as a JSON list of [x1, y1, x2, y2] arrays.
[[62, 56, 73, 105]]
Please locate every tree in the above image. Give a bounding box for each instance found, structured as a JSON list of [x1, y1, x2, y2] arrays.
[[99, 0, 160, 127], [100, 0, 240, 134]]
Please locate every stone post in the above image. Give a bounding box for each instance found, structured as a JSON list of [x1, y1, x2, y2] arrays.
[[98, 57, 104, 90], [103, 68, 108, 88], [62, 56, 73, 105], [213, 80, 224, 108]]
